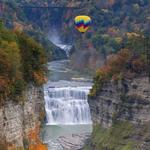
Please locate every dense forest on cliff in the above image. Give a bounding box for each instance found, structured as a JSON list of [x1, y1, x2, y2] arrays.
[[90, 34, 149, 97], [0, 22, 47, 105], [88, 0, 150, 52]]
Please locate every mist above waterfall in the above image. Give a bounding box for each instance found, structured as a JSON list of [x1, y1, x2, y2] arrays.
[[48, 28, 72, 57], [48, 28, 61, 45]]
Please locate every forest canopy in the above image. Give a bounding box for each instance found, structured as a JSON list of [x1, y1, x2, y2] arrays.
[[0, 23, 47, 104]]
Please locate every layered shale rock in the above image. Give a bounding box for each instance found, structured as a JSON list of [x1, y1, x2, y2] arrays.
[[84, 77, 150, 150], [89, 77, 150, 128], [0, 85, 46, 149]]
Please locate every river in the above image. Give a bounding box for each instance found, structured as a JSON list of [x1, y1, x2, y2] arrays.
[[41, 33, 93, 150]]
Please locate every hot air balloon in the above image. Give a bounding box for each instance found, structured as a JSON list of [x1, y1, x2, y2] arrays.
[[74, 15, 91, 33]]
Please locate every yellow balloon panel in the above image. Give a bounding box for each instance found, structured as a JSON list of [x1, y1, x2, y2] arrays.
[[75, 16, 91, 23], [75, 26, 89, 33]]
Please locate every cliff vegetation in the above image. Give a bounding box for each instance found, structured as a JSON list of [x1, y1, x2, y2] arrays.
[[90, 34, 149, 97], [84, 121, 150, 150], [0, 22, 47, 105]]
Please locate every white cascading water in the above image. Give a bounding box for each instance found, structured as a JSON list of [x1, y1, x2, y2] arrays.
[[55, 44, 72, 57], [44, 86, 92, 125]]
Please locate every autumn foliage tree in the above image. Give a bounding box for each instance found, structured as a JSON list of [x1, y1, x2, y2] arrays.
[[16, 32, 47, 85], [0, 26, 47, 105], [90, 35, 148, 97], [89, 49, 132, 97]]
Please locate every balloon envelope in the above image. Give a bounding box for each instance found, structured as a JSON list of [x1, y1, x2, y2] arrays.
[[74, 15, 91, 33]]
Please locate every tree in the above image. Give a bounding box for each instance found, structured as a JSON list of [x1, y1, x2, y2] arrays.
[[16, 32, 47, 85], [0, 27, 47, 104]]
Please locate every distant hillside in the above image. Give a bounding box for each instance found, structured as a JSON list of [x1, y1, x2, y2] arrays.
[[0, 0, 68, 60], [1, 0, 150, 65], [56, 0, 150, 71]]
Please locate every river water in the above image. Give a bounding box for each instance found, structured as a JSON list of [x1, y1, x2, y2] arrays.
[[41, 33, 93, 149]]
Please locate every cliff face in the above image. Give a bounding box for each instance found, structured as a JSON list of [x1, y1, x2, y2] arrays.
[[89, 77, 150, 128], [0, 86, 46, 150], [84, 77, 150, 150]]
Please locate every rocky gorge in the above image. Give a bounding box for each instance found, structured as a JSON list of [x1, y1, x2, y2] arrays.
[[85, 77, 150, 150], [0, 86, 46, 150], [89, 77, 150, 127]]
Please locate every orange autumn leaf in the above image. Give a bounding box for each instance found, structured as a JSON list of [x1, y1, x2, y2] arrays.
[[33, 71, 47, 85], [28, 125, 47, 150], [29, 144, 47, 150]]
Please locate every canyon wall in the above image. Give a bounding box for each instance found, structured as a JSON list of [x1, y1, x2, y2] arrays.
[[89, 77, 150, 128], [85, 77, 150, 150], [0, 85, 46, 150]]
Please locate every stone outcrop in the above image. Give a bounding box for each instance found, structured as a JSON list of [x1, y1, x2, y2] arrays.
[[89, 77, 150, 128], [47, 134, 91, 150], [0, 85, 45, 149]]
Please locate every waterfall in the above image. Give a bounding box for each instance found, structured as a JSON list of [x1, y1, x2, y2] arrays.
[[44, 86, 92, 125], [55, 44, 72, 57], [48, 28, 72, 57]]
